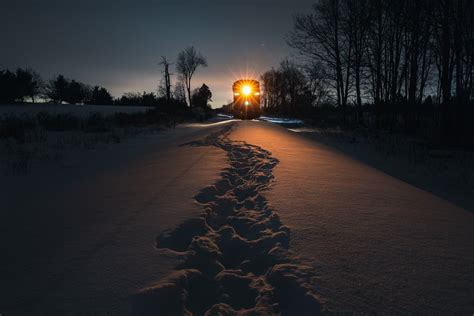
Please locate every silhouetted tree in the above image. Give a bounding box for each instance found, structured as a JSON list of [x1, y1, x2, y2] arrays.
[[45, 75, 69, 103], [342, 0, 371, 123], [287, 0, 474, 143], [15, 68, 43, 103], [87, 86, 114, 105], [115, 92, 159, 106], [261, 60, 318, 115], [191, 84, 212, 109], [173, 80, 187, 104], [141, 92, 158, 106], [65, 80, 89, 104], [0, 68, 43, 103], [304, 61, 330, 107], [288, 0, 353, 120], [261, 68, 284, 110], [0, 70, 21, 103], [116, 92, 142, 106], [279, 59, 308, 113], [45, 75, 91, 104], [159, 57, 173, 101], [176, 46, 208, 107]]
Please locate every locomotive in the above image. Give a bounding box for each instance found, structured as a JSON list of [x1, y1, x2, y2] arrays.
[[232, 79, 261, 120]]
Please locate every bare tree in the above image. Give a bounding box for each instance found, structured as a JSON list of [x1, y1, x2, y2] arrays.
[[261, 68, 283, 110], [279, 59, 307, 113], [261, 59, 323, 114], [176, 46, 208, 107], [285, 0, 473, 143], [342, 0, 371, 123], [173, 79, 187, 104], [288, 0, 353, 120], [159, 56, 172, 101], [304, 61, 330, 107]]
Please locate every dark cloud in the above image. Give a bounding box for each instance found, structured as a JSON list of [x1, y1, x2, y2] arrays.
[[1, 0, 314, 106]]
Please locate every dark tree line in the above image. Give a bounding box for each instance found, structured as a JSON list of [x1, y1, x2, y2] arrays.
[[0, 68, 42, 103], [260, 59, 329, 115], [283, 0, 474, 144], [1, 45, 210, 112], [45, 75, 114, 105], [0, 68, 114, 105]]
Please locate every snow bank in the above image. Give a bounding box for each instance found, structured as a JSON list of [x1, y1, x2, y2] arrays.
[[259, 116, 304, 126]]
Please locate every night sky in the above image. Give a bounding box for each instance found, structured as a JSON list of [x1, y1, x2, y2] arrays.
[[1, 0, 314, 107]]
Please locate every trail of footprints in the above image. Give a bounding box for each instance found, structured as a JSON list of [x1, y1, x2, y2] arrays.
[[133, 125, 323, 315]]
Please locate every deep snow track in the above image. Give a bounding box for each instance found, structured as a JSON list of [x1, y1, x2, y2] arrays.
[[133, 125, 323, 315]]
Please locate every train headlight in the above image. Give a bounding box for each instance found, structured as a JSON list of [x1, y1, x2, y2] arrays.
[[245, 101, 250, 106], [242, 85, 252, 96]]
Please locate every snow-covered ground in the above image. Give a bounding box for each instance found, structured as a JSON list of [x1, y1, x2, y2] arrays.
[[0, 121, 228, 314], [289, 126, 474, 213], [1, 119, 472, 314], [0, 104, 152, 117], [231, 121, 474, 314]]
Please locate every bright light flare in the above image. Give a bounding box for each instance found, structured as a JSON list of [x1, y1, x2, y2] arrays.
[[242, 85, 252, 96]]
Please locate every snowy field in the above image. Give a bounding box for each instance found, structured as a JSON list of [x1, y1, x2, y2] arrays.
[[0, 103, 153, 117], [231, 121, 474, 314], [0, 121, 229, 314], [289, 126, 474, 213], [0, 119, 472, 314]]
